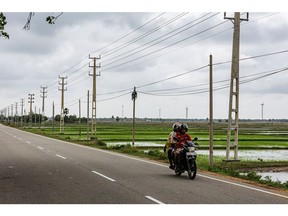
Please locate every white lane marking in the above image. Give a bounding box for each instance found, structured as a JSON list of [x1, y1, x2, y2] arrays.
[[5, 126, 287, 200], [56, 154, 66, 160], [145, 196, 165, 204], [26, 141, 31, 144], [92, 171, 116, 182], [18, 138, 22, 140], [37, 147, 44, 150]]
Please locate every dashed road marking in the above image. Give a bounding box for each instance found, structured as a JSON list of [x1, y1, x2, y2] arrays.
[[56, 154, 66, 160], [92, 171, 116, 182], [145, 196, 165, 204]]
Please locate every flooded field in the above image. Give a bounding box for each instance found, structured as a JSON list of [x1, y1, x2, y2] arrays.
[[198, 149, 288, 161], [194, 150, 287, 184], [107, 142, 287, 161], [258, 172, 288, 183]]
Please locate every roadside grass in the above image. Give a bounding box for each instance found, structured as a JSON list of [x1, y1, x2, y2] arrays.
[[9, 120, 288, 190]]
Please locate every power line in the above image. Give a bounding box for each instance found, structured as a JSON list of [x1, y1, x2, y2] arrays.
[[101, 13, 218, 66], [138, 66, 288, 96], [100, 12, 189, 57], [101, 13, 280, 75], [90, 12, 166, 55], [102, 17, 226, 72]]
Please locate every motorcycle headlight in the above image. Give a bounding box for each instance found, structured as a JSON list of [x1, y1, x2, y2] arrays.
[[188, 146, 195, 152]]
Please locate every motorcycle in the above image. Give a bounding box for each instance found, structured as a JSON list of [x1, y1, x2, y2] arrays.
[[174, 138, 199, 180]]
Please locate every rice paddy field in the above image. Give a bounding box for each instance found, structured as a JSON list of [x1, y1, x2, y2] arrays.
[[22, 120, 288, 150]]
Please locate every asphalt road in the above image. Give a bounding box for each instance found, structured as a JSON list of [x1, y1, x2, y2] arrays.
[[0, 124, 287, 204]]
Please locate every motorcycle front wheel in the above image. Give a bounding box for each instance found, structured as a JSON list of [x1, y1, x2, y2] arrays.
[[187, 159, 197, 180]]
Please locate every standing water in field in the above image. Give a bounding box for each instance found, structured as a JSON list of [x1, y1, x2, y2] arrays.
[[107, 142, 288, 161]]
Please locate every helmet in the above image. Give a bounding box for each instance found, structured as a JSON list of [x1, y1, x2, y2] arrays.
[[172, 122, 181, 132], [181, 123, 189, 131]]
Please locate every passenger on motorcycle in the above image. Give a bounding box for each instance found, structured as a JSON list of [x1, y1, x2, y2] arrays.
[[164, 122, 181, 169], [174, 123, 192, 171]]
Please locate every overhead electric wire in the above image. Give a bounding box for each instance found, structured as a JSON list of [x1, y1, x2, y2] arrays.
[[137, 65, 209, 89], [1, 13, 285, 113], [97, 91, 131, 102], [89, 12, 166, 55], [94, 49, 288, 99], [102, 18, 227, 72], [31, 13, 168, 99], [100, 12, 189, 57], [101, 12, 218, 66], [101, 13, 280, 74], [138, 66, 288, 96]]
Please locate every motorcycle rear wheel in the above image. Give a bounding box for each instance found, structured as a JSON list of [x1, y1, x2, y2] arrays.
[[187, 159, 197, 180], [175, 172, 182, 176]]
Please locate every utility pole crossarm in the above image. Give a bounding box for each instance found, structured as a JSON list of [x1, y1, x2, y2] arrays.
[[224, 12, 249, 22]]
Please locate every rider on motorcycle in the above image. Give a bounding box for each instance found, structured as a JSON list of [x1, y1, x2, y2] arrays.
[[164, 122, 181, 169], [174, 123, 192, 171]]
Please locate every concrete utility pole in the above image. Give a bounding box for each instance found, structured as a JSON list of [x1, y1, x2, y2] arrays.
[[34, 106, 37, 127], [89, 55, 101, 138], [20, 98, 24, 126], [58, 76, 67, 133], [40, 86, 47, 128], [7, 106, 10, 122], [87, 90, 90, 141], [10, 104, 13, 124], [209, 54, 214, 166], [28, 93, 34, 127], [122, 105, 124, 119], [261, 103, 264, 120], [225, 12, 249, 161], [185, 107, 188, 119], [79, 99, 81, 136], [15, 102, 18, 126], [132, 87, 137, 146], [52, 101, 55, 133]]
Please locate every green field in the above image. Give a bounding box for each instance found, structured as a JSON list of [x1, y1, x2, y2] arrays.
[[20, 120, 288, 150]]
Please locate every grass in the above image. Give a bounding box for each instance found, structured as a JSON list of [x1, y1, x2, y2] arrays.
[[21, 120, 288, 149]]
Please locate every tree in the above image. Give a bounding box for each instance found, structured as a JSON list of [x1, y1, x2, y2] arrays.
[[0, 13, 9, 39], [0, 12, 63, 39]]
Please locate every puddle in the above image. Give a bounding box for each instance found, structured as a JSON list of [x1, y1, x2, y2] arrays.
[[198, 149, 288, 161], [258, 172, 288, 184], [107, 142, 164, 147], [107, 142, 287, 161]]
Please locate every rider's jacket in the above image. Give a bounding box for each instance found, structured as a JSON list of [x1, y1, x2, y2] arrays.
[[175, 132, 192, 149], [165, 131, 177, 149]]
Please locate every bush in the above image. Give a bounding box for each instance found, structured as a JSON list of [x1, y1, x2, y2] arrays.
[[95, 139, 107, 147]]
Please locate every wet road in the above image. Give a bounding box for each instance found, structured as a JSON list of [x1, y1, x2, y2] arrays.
[[0, 124, 287, 204]]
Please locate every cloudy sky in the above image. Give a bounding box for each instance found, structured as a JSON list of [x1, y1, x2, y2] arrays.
[[1, 2, 288, 120]]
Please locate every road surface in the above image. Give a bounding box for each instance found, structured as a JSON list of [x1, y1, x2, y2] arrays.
[[0, 124, 287, 204]]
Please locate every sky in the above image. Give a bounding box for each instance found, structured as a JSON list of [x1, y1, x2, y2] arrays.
[[1, 1, 288, 120]]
